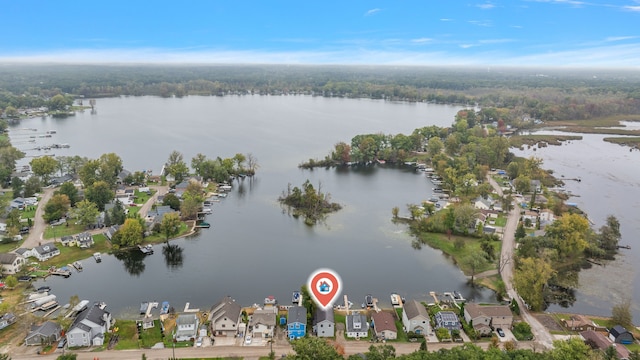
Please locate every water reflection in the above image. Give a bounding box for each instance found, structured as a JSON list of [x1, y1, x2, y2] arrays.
[[162, 243, 184, 270], [114, 250, 146, 276]]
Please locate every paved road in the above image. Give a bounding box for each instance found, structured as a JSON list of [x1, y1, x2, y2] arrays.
[[138, 185, 169, 219], [22, 187, 55, 249], [487, 175, 555, 350]]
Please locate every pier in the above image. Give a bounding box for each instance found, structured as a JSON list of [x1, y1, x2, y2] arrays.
[[183, 302, 199, 313]]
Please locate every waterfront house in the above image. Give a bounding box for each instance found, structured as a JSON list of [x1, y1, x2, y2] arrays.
[[66, 303, 112, 347], [250, 308, 276, 339], [0, 252, 25, 275], [346, 313, 369, 338], [32, 243, 60, 262], [103, 225, 120, 241], [75, 232, 94, 248], [146, 205, 178, 226], [402, 299, 430, 334], [371, 311, 397, 340], [208, 296, 242, 337], [582, 330, 630, 359], [435, 311, 461, 332], [25, 321, 62, 346], [562, 314, 597, 332], [175, 313, 199, 341], [463, 303, 513, 335], [539, 209, 555, 224], [59, 235, 73, 246], [474, 197, 493, 210], [117, 169, 132, 185], [530, 180, 542, 193], [313, 308, 335, 338], [609, 325, 635, 344], [0, 313, 16, 330], [287, 306, 307, 340]]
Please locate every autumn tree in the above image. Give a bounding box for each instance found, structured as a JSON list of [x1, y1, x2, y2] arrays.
[[85, 180, 113, 211], [44, 194, 70, 223], [72, 200, 100, 228], [112, 218, 144, 248], [546, 213, 591, 259], [160, 213, 181, 242], [513, 257, 555, 311], [30, 155, 58, 184]]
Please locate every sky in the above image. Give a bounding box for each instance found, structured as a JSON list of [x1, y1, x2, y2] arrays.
[[1, 0, 639, 67]]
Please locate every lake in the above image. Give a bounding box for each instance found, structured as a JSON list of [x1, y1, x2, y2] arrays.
[[11, 95, 499, 318]]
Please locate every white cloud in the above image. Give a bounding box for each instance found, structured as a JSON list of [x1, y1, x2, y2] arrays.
[[476, 2, 496, 9], [468, 20, 493, 27], [411, 38, 433, 44], [364, 8, 381, 16], [440, 18, 454, 21], [622, 5, 640, 11], [605, 36, 638, 42]]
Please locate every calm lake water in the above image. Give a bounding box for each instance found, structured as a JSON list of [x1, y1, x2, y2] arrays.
[[11, 95, 500, 318], [513, 131, 640, 319]]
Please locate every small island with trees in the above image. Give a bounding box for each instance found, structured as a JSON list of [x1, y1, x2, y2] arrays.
[[278, 180, 342, 225]]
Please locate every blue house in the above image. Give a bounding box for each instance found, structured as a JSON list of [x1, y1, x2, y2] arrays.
[[287, 306, 307, 340]]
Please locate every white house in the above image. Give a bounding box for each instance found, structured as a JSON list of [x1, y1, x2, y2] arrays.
[[175, 314, 199, 341], [250, 308, 276, 339], [0, 253, 25, 275], [208, 296, 242, 337], [32, 243, 60, 262], [313, 308, 335, 338], [66, 304, 112, 347], [402, 299, 430, 334], [346, 313, 369, 338]]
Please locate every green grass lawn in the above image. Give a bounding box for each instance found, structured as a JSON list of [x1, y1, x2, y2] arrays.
[[139, 320, 164, 348], [134, 189, 156, 205], [144, 222, 191, 243], [44, 223, 86, 239], [112, 320, 140, 350], [414, 232, 499, 275], [128, 205, 141, 216], [40, 234, 111, 268], [494, 216, 507, 227], [21, 206, 37, 220], [0, 239, 22, 253], [392, 319, 408, 342]]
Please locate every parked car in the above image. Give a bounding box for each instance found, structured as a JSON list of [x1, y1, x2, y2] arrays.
[[195, 337, 202, 347], [19, 227, 30, 235], [18, 275, 31, 282], [497, 328, 505, 337], [245, 336, 252, 345], [57, 338, 67, 349]]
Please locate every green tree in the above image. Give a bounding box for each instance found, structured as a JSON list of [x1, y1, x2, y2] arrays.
[[56, 182, 79, 206], [79, 159, 100, 187], [165, 150, 189, 183], [180, 197, 201, 220], [113, 218, 144, 248], [44, 194, 70, 223], [85, 180, 113, 211], [391, 206, 399, 219], [515, 223, 526, 240], [513, 257, 555, 311], [110, 200, 127, 225], [444, 207, 455, 239], [612, 300, 633, 329], [453, 204, 479, 234], [462, 252, 488, 286], [427, 137, 444, 156], [10, 176, 23, 197], [48, 94, 72, 111], [4, 275, 17, 288], [162, 193, 181, 211], [160, 213, 181, 242], [548, 338, 592, 360], [30, 155, 58, 184], [72, 200, 100, 228], [98, 153, 123, 187], [287, 337, 341, 360], [365, 344, 396, 360]]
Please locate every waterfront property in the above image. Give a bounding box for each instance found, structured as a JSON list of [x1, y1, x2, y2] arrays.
[[249, 308, 277, 339], [287, 306, 307, 340], [208, 296, 242, 337], [0, 252, 25, 275], [435, 311, 461, 332], [582, 330, 631, 359], [66, 303, 112, 347], [175, 313, 199, 342], [402, 299, 430, 335], [371, 311, 397, 340], [22, 243, 60, 262], [25, 321, 62, 346], [561, 314, 599, 332], [74, 232, 94, 248], [609, 325, 635, 344], [0, 313, 16, 330], [313, 308, 335, 338], [346, 313, 369, 338], [463, 303, 513, 335]]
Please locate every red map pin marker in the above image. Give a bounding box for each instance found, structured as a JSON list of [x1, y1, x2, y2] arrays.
[[308, 268, 342, 309]]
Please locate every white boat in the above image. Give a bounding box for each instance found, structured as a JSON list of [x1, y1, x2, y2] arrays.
[[264, 295, 277, 305], [93, 252, 102, 262], [390, 293, 401, 306], [73, 261, 83, 271]]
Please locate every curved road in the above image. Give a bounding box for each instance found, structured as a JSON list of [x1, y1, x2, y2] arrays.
[[487, 175, 555, 350], [22, 187, 55, 249]]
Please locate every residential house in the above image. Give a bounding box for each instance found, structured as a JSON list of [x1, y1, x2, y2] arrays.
[[530, 180, 542, 193], [562, 314, 597, 332], [313, 308, 335, 338], [208, 296, 242, 337], [25, 321, 63, 346], [59, 235, 73, 246], [402, 299, 430, 334], [0, 313, 16, 330], [146, 205, 178, 226], [75, 232, 94, 248], [463, 303, 513, 336], [609, 325, 635, 345], [539, 209, 555, 223], [287, 306, 307, 340], [175, 314, 199, 341], [103, 225, 120, 241], [250, 308, 276, 339], [474, 197, 493, 210], [117, 169, 132, 185], [32, 243, 60, 262], [0, 252, 25, 275], [346, 313, 369, 338], [9, 197, 25, 210], [522, 210, 538, 224], [435, 311, 461, 332], [582, 330, 630, 360], [371, 311, 397, 340], [66, 303, 112, 347]]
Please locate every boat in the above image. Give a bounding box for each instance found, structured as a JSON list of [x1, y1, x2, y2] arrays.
[[264, 295, 277, 306], [93, 252, 102, 263], [196, 221, 211, 228], [160, 301, 170, 315], [365, 294, 374, 308], [73, 261, 83, 271], [390, 293, 401, 306], [138, 244, 154, 255], [140, 302, 149, 314], [292, 291, 301, 304]]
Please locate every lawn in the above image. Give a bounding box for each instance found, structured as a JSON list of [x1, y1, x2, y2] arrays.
[[0, 239, 22, 253], [414, 232, 499, 275], [144, 222, 191, 243], [494, 216, 507, 227], [44, 223, 86, 239], [134, 189, 156, 205], [111, 320, 140, 350], [40, 234, 111, 268], [139, 320, 164, 348]]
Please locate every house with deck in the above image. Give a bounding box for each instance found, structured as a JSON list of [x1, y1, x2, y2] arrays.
[[371, 311, 397, 340], [250, 308, 276, 339], [313, 308, 335, 338], [175, 314, 199, 341], [208, 296, 242, 337], [0, 252, 25, 275], [25, 321, 62, 346], [402, 299, 430, 334], [346, 313, 369, 338], [28, 243, 60, 262], [287, 306, 307, 340], [66, 303, 112, 347], [463, 303, 513, 336]]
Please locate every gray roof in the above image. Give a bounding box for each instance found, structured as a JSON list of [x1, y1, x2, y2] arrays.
[[74, 232, 92, 241], [27, 321, 61, 339], [610, 325, 632, 337], [404, 299, 428, 320], [0, 253, 20, 264], [313, 308, 334, 324], [436, 311, 460, 324], [287, 306, 307, 324], [15, 248, 29, 256], [34, 243, 58, 255], [210, 296, 242, 324], [346, 314, 368, 333], [176, 314, 198, 326], [70, 303, 109, 331], [250, 309, 276, 327]]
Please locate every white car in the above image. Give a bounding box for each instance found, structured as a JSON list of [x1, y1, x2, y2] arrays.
[[195, 337, 202, 347], [245, 336, 252, 345]]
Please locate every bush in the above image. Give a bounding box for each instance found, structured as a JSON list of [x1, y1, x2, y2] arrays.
[[512, 321, 533, 341]]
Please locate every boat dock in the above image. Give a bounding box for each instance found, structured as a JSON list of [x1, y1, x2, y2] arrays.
[[184, 302, 199, 313], [48, 266, 71, 278]]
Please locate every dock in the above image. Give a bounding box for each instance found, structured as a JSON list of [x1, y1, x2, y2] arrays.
[[429, 291, 440, 305], [183, 302, 199, 313]]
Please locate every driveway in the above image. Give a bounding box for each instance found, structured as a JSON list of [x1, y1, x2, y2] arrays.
[[21, 187, 55, 249]]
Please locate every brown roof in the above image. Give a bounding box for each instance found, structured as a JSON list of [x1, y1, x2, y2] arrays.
[[372, 312, 396, 333], [581, 330, 630, 359], [564, 314, 594, 328], [465, 303, 512, 319]]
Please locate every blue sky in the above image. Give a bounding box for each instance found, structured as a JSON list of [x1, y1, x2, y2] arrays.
[[1, 0, 639, 67]]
